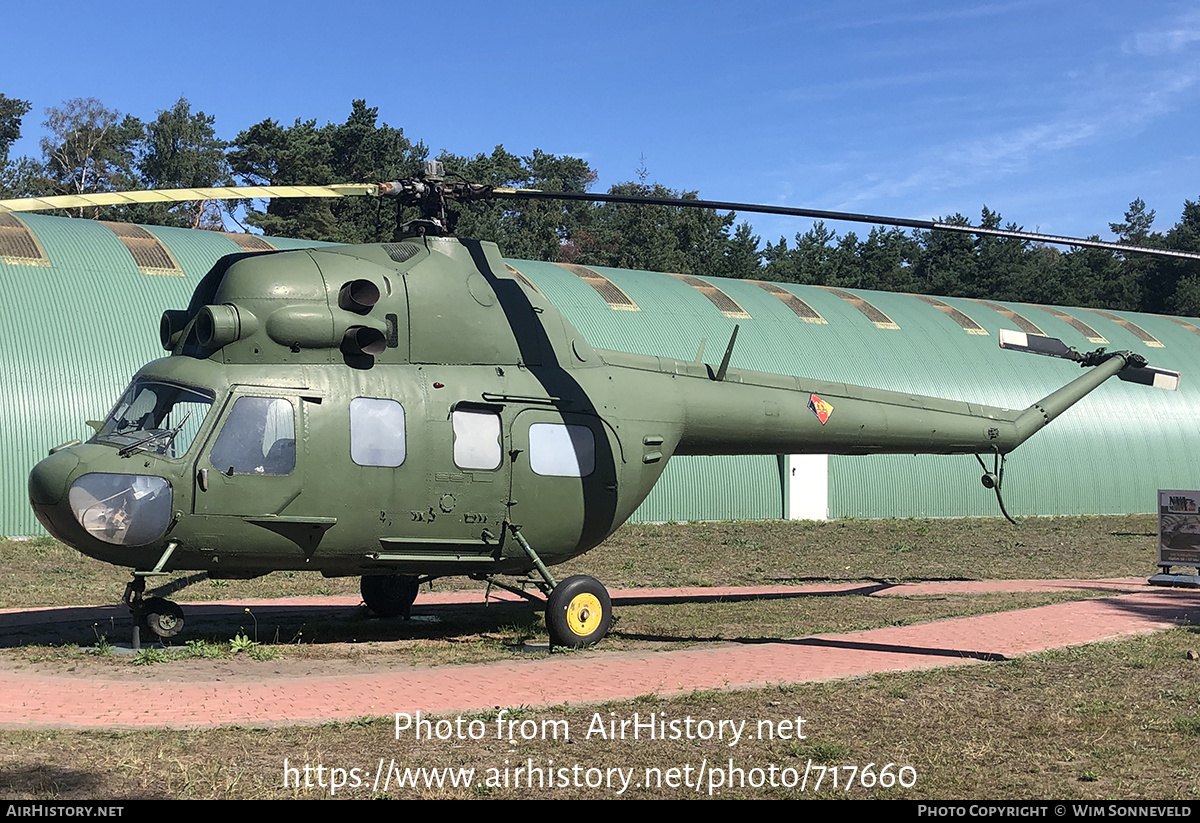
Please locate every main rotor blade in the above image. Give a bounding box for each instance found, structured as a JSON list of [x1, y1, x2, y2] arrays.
[[0, 184, 380, 214], [7, 179, 1198, 262], [493, 187, 1200, 262]]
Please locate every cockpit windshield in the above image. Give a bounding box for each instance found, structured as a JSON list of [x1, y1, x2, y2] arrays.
[[93, 380, 214, 457]]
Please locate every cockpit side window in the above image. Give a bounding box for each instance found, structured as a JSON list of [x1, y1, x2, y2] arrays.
[[210, 397, 295, 475], [94, 380, 213, 458]]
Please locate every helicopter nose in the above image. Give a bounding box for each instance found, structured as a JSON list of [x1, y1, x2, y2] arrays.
[[29, 450, 82, 542], [28, 449, 80, 506], [66, 473, 173, 546]]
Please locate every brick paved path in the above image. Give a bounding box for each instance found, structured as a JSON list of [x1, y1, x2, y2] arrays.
[[0, 579, 1195, 729]]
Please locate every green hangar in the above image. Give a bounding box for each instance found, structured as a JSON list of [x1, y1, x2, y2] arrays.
[[2, 212, 1195, 536]]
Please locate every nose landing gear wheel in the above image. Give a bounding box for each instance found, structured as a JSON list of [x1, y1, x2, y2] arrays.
[[141, 597, 184, 639], [546, 575, 612, 649], [361, 574, 421, 618]]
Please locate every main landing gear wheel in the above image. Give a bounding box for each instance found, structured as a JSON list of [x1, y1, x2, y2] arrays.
[[546, 575, 612, 649], [140, 597, 184, 639], [361, 574, 421, 618]]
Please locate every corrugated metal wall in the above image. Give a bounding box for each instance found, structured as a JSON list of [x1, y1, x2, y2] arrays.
[[2, 214, 1196, 534]]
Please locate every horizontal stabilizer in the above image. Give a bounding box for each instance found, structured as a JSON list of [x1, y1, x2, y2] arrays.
[[998, 329, 1077, 361], [1118, 364, 1180, 391]]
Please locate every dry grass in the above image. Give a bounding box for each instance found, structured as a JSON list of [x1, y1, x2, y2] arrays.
[[0, 515, 1156, 668], [556, 514, 1158, 586], [0, 514, 1159, 610]]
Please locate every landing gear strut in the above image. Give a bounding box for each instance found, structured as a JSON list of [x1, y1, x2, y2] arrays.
[[509, 526, 613, 649], [361, 574, 421, 618], [123, 576, 185, 647]]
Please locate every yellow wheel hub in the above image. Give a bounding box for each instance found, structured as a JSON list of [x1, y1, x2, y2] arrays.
[[565, 593, 603, 637]]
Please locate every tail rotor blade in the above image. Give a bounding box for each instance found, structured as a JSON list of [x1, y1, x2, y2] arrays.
[[1118, 364, 1181, 391], [1001, 329, 1180, 391], [998, 329, 1079, 361]]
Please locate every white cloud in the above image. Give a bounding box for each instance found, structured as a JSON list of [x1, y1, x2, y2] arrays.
[[807, 0, 1040, 32], [792, 7, 1200, 218], [1126, 8, 1200, 56]]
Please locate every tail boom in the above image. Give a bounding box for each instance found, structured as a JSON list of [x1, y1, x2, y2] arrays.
[[601, 341, 1160, 458]]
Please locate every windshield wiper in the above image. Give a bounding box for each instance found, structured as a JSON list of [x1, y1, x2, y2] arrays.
[[117, 410, 193, 458]]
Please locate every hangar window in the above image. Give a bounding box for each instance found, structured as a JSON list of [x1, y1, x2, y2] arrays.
[[529, 423, 595, 477], [0, 212, 50, 266], [453, 409, 502, 471], [350, 398, 406, 467], [101, 221, 183, 276], [210, 397, 295, 476], [555, 263, 640, 310]]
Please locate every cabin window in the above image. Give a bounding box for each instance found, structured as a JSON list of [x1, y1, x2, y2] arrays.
[[452, 409, 502, 471], [210, 397, 295, 475], [350, 397, 406, 467], [528, 423, 595, 477]]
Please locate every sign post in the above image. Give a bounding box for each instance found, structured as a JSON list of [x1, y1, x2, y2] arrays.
[[1150, 489, 1200, 588]]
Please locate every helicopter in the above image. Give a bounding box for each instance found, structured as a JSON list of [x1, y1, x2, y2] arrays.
[[11, 164, 1191, 649]]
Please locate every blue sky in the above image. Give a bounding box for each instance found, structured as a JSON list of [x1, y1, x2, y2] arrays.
[[3, 0, 1198, 247]]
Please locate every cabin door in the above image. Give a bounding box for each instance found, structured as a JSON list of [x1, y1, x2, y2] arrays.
[[506, 408, 619, 556], [192, 390, 305, 519]]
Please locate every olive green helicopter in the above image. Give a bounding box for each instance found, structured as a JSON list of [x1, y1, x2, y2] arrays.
[[11, 164, 1194, 648]]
